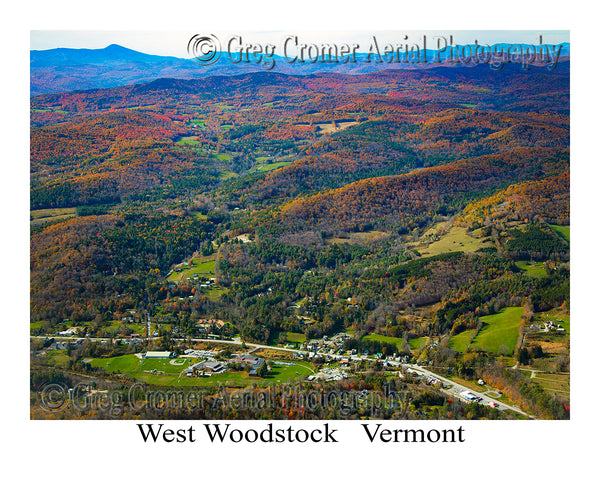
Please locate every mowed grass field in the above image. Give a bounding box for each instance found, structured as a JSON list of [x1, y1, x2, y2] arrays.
[[89, 354, 314, 386], [549, 224, 570, 242], [167, 258, 215, 282], [408, 337, 428, 350], [285, 332, 307, 344], [449, 329, 477, 353], [470, 307, 524, 354], [417, 226, 488, 257]]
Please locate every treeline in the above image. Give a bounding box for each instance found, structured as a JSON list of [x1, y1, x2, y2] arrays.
[[504, 225, 568, 260], [343, 336, 403, 356]]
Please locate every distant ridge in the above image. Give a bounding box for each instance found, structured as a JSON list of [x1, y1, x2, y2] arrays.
[[30, 42, 570, 96]]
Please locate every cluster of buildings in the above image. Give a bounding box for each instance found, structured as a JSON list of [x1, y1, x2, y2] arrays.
[[180, 351, 267, 377], [302, 333, 352, 357], [230, 354, 266, 376], [186, 360, 227, 376]]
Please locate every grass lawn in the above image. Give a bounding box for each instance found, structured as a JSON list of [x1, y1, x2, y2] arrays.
[[418, 226, 488, 257], [90, 354, 314, 386], [90, 355, 192, 375], [549, 224, 570, 242], [204, 286, 229, 301], [285, 332, 307, 343], [45, 350, 71, 368], [167, 258, 215, 282], [516, 261, 548, 278], [30, 320, 46, 331], [471, 307, 524, 354], [449, 329, 477, 353]]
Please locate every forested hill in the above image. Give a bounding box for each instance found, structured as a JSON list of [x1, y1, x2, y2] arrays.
[[265, 148, 568, 239], [32, 62, 569, 114]]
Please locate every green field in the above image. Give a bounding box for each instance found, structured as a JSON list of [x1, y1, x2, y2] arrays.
[[167, 258, 215, 282], [449, 329, 477, 353], [363, 333, 404, 348], [471, 307, 524, 354], [204, 286, 229, 301], [255, 161, 292, 172], [213, 153, 232, 161], [418, 226, 488, 257], [285, 332, 307, 343], [516, 261, 548, 278], [45, 350, 71, 368], [90, 354, 314, 386], [549, 224, 570, 242], [408, 337, 428, 350], [30, 320, 46, 331], [176, 136, 200, 146]]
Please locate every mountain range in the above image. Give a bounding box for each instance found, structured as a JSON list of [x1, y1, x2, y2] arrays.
[[30, 42, 570, 96]]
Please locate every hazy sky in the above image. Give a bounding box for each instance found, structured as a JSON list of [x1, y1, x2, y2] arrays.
[[30, 30, 570, 57]]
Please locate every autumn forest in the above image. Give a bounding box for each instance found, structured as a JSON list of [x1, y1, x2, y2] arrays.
[[30, 49, 570, 420]]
